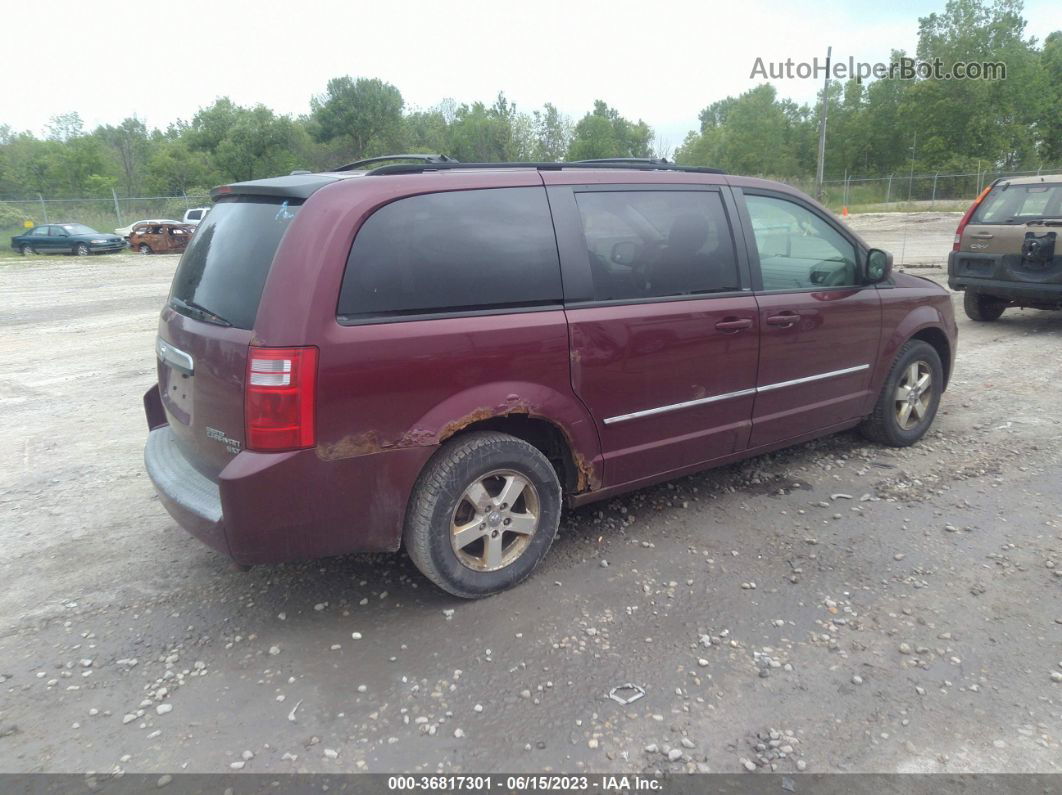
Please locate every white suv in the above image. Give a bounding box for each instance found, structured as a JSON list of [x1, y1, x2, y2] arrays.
[[182, 207, 210, 226]]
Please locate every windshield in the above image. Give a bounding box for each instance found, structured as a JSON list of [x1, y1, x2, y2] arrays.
[[972, 183, 1062, 224], [62, 224, 98, 235], [169, 196, 301, 330]]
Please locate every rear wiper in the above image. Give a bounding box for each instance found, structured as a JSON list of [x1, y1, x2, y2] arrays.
[[169, 296, 231, 327]]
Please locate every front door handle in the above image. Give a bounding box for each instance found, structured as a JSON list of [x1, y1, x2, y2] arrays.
[[714, 318, 753, 332], [766, 312, 800, 327]]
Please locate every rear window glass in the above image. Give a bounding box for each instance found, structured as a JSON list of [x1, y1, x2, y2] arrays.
[[170, 197, 300, 329], [972, 183, 1062, 224], [338, 187, 561, 320]]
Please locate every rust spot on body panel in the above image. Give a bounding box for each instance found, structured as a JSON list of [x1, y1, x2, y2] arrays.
[[436, 402, 532, 443], [317, 431, 384, 460], [317, 399, 600, 495], [572, 449, 598, 492]]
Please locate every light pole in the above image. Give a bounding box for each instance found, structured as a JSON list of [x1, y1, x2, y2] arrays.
[[815, 45, 832, 202]]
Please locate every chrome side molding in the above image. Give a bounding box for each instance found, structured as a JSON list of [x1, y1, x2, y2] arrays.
[[755, 364, 870, 393], [603, 388, 757, 425], [603, 364, 870, 425]]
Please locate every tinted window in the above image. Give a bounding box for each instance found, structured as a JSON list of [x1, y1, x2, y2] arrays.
[[338, 188, 561, 319], [61, 224, 96, 235], [972, 183, 1062, 224], [31, 227, 49, 236], [574, 190, 739, 301], [745, 195, 858, 290], [170, 197, 300, 329]]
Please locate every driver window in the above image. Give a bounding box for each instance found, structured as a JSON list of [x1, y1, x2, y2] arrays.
[[745, 195, 857, 290], [575, 190, 740, 301]]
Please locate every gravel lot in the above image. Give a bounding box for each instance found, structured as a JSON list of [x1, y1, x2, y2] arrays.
[[1, 212, 1060, 774]]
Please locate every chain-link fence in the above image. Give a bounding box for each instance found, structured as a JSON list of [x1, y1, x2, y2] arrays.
[[815, 166, 1062, 212], [0, 193, 211, 239], [3, 165, 1062, 239]]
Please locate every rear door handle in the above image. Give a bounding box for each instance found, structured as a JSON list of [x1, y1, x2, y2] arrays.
[[714, 318, 753, 332], [765, 312, 800, 327]]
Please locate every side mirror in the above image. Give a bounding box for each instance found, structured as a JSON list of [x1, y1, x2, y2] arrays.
[[865, 248, 892, 283], [611, 241, 637, 266]]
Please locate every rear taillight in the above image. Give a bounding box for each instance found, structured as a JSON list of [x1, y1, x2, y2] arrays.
[[953, 184, 993, 251], [245, 346, 318, 452]]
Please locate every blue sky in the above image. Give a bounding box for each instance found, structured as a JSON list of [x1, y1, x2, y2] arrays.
[[3, 0, 1059, 151]]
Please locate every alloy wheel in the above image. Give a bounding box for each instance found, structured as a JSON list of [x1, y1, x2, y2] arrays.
[[450, 469, 540, 572], [894, 361, 932, 430]]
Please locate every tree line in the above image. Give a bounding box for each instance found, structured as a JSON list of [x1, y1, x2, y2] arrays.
[[0, 0, 1057, 201]]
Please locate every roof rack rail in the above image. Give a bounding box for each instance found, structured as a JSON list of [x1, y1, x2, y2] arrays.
[[333, 154, 459, 172], [365, 160, 725, 176], [572, 157, 672, 165]]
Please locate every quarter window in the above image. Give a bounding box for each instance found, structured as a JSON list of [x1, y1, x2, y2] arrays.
[[745, 195, 858, 290], [574, 190, 740, 301], [338, 187, 562, 319]]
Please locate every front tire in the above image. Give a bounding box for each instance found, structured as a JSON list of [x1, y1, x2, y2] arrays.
[[74, 243, 90, 256], [964, 290, 1006, 321], [860, 340, 943, 447], [404, 431, 562, 598]]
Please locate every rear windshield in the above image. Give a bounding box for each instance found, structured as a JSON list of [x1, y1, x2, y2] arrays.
[[972, 182, 1062, 224], [169, 197, 300, 329]]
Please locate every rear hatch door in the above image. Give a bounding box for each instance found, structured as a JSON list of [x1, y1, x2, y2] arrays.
[[958, 181, 1062, 284], [157, 196, 302, 479]]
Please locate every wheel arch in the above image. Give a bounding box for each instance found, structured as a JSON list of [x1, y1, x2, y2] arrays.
[[439, 413, 588, 497], [909, 326, 952, 389], [419, 382, 602, 496]]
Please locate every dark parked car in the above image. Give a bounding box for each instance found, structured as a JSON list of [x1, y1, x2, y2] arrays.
[[11, 224, 125, 256], [143, 156, 957, 597], [949, 174, 1062, 320], [129, 222, 194, 255]]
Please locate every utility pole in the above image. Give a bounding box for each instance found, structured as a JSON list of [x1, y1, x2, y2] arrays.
[[815, 45, 832, 202], [111, 188, 123, 226], [907, 131, 917, 203]]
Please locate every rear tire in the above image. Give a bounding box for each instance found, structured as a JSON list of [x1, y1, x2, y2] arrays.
[[74, 243, 90, 256], [860, 340, 943, 447], [138, 244, 152, 254], [404, 431, 562, 598], [964, 290, 1006, 321], [20, 244, 34, 256]]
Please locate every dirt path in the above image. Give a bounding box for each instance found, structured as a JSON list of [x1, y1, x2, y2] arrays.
[[1, 217, 1059, 774]]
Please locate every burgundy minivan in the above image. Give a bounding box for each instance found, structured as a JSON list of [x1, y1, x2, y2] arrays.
[[144, 157, 957, 597]]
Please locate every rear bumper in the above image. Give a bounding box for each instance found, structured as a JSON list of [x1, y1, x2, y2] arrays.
[[143, 391, 435, 565], [948, 252, 1062, 303], [145, 426, 229, 556]]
